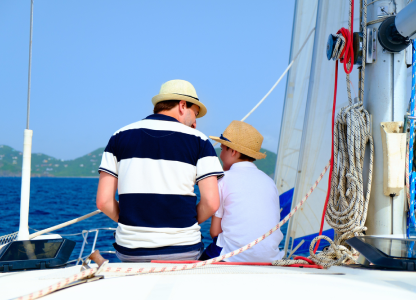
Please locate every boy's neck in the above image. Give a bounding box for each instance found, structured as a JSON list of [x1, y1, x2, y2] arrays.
[[226, 159, 252, 171]]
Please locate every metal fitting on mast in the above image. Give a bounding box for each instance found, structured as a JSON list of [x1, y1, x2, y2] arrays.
[[378, 1, 416, 52]]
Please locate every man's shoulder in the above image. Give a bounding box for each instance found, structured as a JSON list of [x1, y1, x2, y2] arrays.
[[177, 126, 209, 141], [113, 121, 143, 136], [112, 119, 209, 141]]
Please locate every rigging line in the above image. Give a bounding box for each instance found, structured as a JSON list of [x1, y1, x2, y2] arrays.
[[212, 27, 316, 146]]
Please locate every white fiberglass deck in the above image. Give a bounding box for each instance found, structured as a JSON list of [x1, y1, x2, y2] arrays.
[[1, 262, 416, 300]]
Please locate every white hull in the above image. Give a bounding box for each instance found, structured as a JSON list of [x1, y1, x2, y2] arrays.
[[1, 262, 416, 299]]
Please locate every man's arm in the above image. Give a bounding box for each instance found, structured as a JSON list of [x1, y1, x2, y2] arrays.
[[196, 176, 220, 224], [96, 172, 119, 222], [210, 216, 223, 238]]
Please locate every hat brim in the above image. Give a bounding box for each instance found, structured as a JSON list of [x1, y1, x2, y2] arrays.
[[209, 136, 267, 160], [152, 94, 207, 118]]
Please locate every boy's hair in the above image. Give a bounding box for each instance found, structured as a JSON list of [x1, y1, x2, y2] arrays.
[[226, 146, 256, 162], [154, 100, 194, 114]]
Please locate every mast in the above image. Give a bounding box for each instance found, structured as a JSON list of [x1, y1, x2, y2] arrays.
[[17, 0, 34, 241], [364, 0, 410, 237]]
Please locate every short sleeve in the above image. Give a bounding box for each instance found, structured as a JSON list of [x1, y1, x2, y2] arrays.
[[214, 177, 225, 218], [195, 140, 224, 183], [98, 135, 119, 178]]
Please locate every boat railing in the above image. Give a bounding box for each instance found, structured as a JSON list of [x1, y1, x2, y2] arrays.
[[59, 227, 116, 265]]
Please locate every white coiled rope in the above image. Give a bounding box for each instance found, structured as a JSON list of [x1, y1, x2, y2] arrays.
[[307, 0, 374, 268], [274, 0, 374, 268]]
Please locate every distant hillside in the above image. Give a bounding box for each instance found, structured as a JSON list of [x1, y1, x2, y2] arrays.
[[0, 145, 104, 177], [214, 147, 276, 178], [0, 145, 277, 178]]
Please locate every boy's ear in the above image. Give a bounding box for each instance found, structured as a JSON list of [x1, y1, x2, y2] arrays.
[[231, 149, 238, 157]]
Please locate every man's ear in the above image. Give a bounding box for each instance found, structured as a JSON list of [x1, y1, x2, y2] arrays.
[[178, 100, 187, 116]]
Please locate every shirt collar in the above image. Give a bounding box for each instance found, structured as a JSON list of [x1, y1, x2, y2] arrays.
[[145, 114, 180, 123], [229, 161, 258, 170]]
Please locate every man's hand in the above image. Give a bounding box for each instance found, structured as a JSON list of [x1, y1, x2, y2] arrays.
[[96, 172, 119, 222], [196, 176, 220, 224]]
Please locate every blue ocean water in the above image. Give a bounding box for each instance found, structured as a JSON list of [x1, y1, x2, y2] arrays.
[[0, 177, 288, 262]]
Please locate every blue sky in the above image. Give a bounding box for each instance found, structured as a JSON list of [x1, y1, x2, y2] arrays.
[[0, 1, 295, 160]]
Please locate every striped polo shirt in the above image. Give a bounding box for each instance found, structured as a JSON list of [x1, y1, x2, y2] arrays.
[[99, 114, 224, 256]]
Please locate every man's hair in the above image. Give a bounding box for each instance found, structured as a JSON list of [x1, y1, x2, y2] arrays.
[[154, 100, 194, 114], [226, 146, 256, 162]]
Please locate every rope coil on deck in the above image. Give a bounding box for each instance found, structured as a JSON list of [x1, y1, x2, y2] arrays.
[[276, 0, 373, 268], [312, 0, 373, 267], [309, 0, 373, 268]]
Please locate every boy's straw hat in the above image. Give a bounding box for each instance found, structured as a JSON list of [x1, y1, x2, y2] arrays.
[[210, 121, 266, 160], [152, 79, 207, 118]]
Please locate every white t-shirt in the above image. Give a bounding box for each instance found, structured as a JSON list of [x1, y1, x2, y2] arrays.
[[215, 161, 285, 262]]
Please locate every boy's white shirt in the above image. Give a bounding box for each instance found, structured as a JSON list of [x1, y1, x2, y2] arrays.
[[215, 161, 285, 262]]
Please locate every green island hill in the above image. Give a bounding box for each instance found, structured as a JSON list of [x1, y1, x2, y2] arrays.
[[0, 145, 277, 178]]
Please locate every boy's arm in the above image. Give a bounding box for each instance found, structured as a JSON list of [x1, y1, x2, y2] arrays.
[[210, 216, 223, 238], [96, 172, 119, 222], [196, 176, 220, 224]]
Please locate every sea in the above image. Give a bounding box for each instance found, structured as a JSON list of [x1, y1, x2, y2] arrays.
[[0, 177, 288, 262]]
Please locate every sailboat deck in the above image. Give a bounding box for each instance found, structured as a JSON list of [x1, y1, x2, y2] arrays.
[[1, 263, 416, 299]]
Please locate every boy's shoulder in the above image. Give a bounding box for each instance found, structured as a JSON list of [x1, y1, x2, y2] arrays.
[[221, 164, 276, 186]]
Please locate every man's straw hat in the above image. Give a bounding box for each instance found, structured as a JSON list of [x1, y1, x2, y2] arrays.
[[210, 121, 266, 160], [152, 79, 207, 118]]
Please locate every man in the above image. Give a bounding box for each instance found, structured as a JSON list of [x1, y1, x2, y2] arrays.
[[200, 121, 284, 262], [96, 79, 224, 262]]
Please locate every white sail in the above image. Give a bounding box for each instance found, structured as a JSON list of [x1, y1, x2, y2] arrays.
[[277, 0, 361, 255], [274, 0, 318, 222]]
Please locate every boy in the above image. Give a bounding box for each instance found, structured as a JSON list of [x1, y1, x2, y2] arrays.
[[200, 121, 284, 262]]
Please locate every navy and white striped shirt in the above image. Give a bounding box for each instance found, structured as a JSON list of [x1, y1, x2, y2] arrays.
[[99, 114, 224, 256]]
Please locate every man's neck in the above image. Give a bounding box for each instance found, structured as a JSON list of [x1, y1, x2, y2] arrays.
[[158, 111, 180, 122]]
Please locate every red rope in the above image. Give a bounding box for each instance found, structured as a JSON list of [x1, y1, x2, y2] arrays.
[[314, 61, 339, 253], [151, 258, 324, 269], [337, 28, 354, 74], [313, 0, 354, 254]]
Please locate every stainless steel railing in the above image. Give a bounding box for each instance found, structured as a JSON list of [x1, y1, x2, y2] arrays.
[[59, 227, 117, 265]]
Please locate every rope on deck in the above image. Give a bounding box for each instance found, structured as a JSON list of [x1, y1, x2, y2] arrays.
[[0, 232, 18, 246]]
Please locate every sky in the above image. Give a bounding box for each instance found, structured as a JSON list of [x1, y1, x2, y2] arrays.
[[0, 1, 295, 160]]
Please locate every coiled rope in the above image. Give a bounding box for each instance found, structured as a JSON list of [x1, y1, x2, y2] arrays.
[[281, 0, 373, 268], [315, 0, 374, 267], [15, 162, 331, 300]]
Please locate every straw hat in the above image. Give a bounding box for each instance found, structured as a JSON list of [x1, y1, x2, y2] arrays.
[[210, 121, 266, 160], [152, 79, 207, 118]]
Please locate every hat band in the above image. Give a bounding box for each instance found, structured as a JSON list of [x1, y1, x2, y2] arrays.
[[172, 93, 199, 101], [220, 134, 231, 142]]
